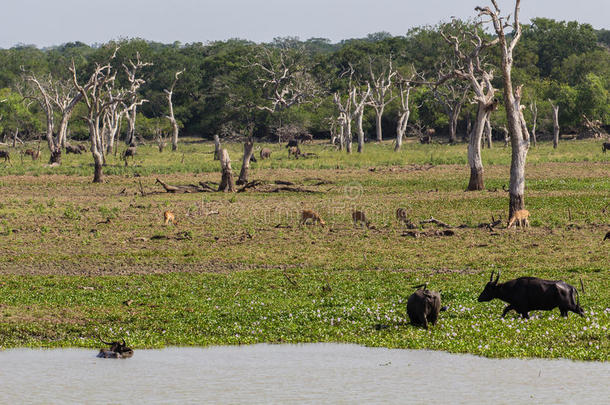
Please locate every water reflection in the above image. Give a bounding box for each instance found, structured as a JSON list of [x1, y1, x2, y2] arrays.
[[0, 344, 608, 404]]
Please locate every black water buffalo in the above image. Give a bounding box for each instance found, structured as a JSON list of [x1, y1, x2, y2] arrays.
[[478, 271, 584, 319], [407, 284, 442, 329], [97, 338, 134, 359], [286, 139, 299, 148]]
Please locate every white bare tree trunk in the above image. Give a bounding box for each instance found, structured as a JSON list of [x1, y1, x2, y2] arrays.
[[468, 103, 490, 190], [214, 135, 221, 160], [529, 101, 537, 147], [165, 70, 184, 151], [485, 117, 493, 149], [477, 0, 529, 218], [218, 148, 235, 192], [551, 103, 560, 149], [237, 138, 254, 185]]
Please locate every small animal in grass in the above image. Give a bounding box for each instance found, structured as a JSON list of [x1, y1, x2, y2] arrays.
[[0, 150, 10, 163], [288, 146, 301, 158], [507, 209, 530, 228], [300, 209, 325, 226], [602, 142, 610, 153], [24, 149, 40, 160], [395, 207, 414, 227], [406, 284, 446, 329], [478, 270, 584, 319], [164, 210, 177, 225], [352, 210, 371, 228], [97, 338, 134, 359], [65, 144, 82, 154], [259, 148, 272, 159]]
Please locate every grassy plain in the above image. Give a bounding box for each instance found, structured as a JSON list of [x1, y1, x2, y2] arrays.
[[0, 138, 608, 360]]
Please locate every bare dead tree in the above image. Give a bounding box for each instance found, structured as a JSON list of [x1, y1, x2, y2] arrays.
[[550, 100, 560, 149], [218, 148, 236, 192], [529, 100, 537, 147], [394, 71, 417, 151], [366, 57, 397, 142], [70, 47, 144, 182], [165, 69, 184, 151], [352, 83, 371, 153], [442, 20, 499, 190], [213, 134, 221, 160], [123, 53, 152, 147], [155, 128, 167, 152], [477, 0, 529, 218], [252, 44, 320, 142], [237, 137, 254, 185], [22, 73, 82, 164], [333, 91, 351, 152], [484, 116, 493, 148], [427, 66, 470, 144]]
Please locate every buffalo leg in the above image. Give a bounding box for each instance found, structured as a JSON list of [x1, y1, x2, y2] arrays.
[[520, 312, 530, 319], [501, 305, 514, 318]]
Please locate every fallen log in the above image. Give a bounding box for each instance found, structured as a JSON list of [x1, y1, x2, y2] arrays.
[[420, 217, 453, 228], [155, 178, 213, 193]]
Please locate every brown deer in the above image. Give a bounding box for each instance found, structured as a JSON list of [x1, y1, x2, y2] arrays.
[[396, 207, 415, 228], [24, 145, 41, 160], [164, 210, 177, 225], [123, 147, 136, 166], [300, 209, 325, 226], [352, 210, 371, 228], [507, 209, 530, 229], [288, 146, 301, 158]]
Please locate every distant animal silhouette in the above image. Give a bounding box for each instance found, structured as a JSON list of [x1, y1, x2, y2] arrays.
[[352, 210, 371, 228], [300, 209, 325, 226], [97, 338, 134, 359]]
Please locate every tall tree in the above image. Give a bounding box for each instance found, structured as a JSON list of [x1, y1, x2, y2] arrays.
[[165, 69, 183, 151], [442, 20, 498, 190], [477, 0, 529, 218], [366, 56, 396, 142]]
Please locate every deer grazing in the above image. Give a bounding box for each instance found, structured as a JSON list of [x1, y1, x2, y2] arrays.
[[300, 209, 325, 226], [352, 210, 371, 228]]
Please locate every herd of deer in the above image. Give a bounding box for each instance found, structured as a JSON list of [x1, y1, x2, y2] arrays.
[[299, 207, 531, 230]]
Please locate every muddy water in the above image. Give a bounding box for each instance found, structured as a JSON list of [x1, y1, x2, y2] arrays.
[[0, 344, 608, 404]]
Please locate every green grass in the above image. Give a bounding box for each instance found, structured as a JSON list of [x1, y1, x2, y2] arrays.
[[0, 270, 607, 360], [0, 138, 608, 360], [0, 138, 608, 177]]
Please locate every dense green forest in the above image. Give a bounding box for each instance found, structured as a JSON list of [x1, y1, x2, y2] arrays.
[[0, 18, 608, 143]]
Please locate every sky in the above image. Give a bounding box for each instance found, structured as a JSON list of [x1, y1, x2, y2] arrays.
[[1, 0, 608, 49]]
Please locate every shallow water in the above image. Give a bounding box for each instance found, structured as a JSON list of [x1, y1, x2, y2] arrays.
[[0, 344, 608, 404]]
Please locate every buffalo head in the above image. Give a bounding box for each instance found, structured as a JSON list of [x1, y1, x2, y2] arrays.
[[478, 270, 500, 302]]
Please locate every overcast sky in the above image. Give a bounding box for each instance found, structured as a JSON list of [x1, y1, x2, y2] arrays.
[[2, 0, 607, 49]]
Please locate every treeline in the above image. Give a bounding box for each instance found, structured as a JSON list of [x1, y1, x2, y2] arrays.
[[0, 18, 608, 142]]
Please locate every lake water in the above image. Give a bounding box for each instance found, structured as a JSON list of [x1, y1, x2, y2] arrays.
[[0, 343, 608, 404]]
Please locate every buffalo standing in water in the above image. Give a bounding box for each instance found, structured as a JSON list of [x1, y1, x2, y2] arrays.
[[97, 338, 134, 359], [407, 284, 443, 329], [478, 271, 584, 319]]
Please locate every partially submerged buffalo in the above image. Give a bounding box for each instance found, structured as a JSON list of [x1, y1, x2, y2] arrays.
[[97, 338, 134, 359], [407, 284, 443, 329], [478, 271, 584, 319]]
